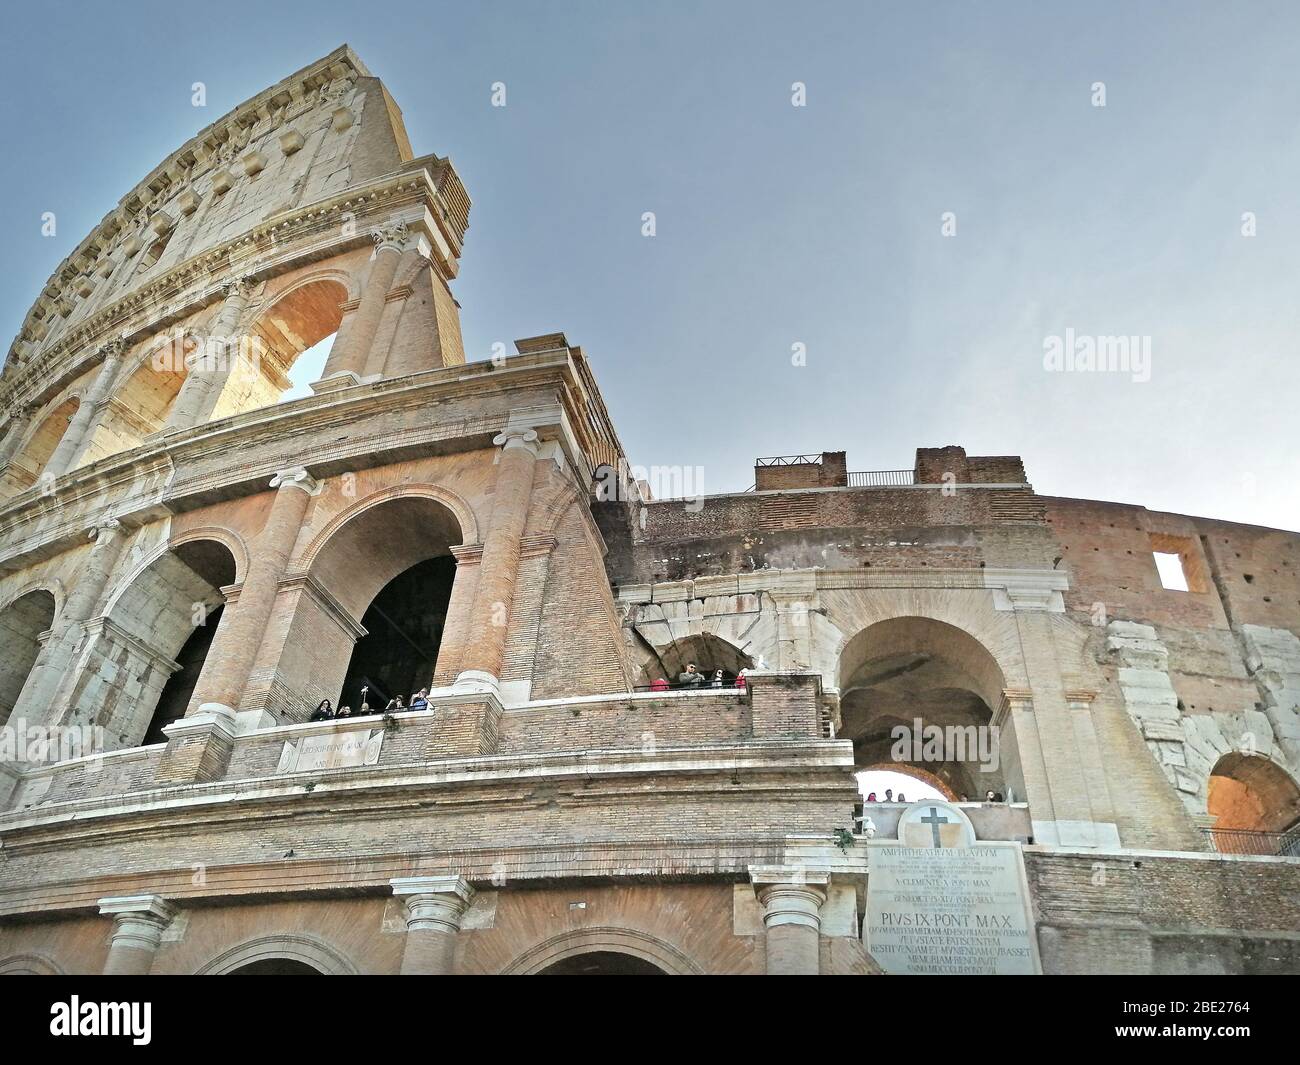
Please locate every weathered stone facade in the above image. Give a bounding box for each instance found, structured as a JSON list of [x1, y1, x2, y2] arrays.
[[0, 47, 1296, 975]]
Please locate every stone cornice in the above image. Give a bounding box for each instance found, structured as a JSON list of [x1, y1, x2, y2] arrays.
[[0, 352, 619, 571], [2, 169, 444, 410], [3, 46, 371, 371], [616, 566, 1070, 604]]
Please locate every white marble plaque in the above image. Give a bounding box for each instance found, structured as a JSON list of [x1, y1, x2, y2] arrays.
[[865, 840, 1040, 975], [277, 729, 384, 773]]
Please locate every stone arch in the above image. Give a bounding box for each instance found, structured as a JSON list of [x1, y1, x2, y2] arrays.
[[1207, 752, 1300, 836], [88, 535, 238, 749], [501, 927, 703, 975], [195, 933, 358, 975], [637, 631, 754, 688], [3, 396, 80, 491], [77, 334, 195, 466], [169, 526, 249, 585], [859, 760, 960, 801], [0, 588, 57, 727], [0, 952, 64, 975], [837, 615, 1010, 800], [226, 274, 351, 413], [273, 489, 470, 714], [299, 484, 480, 571]]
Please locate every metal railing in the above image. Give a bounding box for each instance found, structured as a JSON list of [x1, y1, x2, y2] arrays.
[[755, 454, 825, 466], [847, 469, 915, 487], [1203, 827, 1300, 857], [633, 680, 748, 693]]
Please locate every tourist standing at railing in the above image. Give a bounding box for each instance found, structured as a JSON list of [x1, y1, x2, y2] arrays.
[[336, 705, 352, 718], [649, 677, 669, 692], [711, 670, 725, 688], [677, 663, 706, 688], [734, 669, 747, 690], [409, 689, 429, 711], [385, 695, 406, 713], [310, 699, 334, 722]]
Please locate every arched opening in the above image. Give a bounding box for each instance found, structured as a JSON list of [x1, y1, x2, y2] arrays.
[[2, 398, 79, 492], [638, 632, 754, 690], [838, 617, 1011, 803], [538, 951, 667, 975], [291, 494, 464, 716], [227, 958, 323, 975], [78, 339, 193, 468], [1208, 753, 1300, 853], [340, 556, 456, 710], [0, 590, 57, 727], [857, 762, 957, 804], [214, 279, 347, 418], [82, 538, 237, 749]]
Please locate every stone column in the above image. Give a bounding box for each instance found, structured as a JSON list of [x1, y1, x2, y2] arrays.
[[391, 876, 474, 975], [0, 403, 35, 467], [183, 467, 319, 719], [98, 895, 177, 975], [453, 428, 541, 694], [45, 339, 125, 478], [317, 222, 410, 389], [750, 867, 829, 976], [15, 519, 127, 730], [165, 276, 255, 431]]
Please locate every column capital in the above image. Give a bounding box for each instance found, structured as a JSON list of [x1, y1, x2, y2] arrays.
[[390, 875, 475, 934], [98, 893, 177, 921], [97, 337, 126, 362], [86, 517, 123, 543], [372, 220, 411, 254], [221, 274, 258, 301], [269, 465, 321, 495], [749, 865, 830, 930], [492, 427, 541, 456]]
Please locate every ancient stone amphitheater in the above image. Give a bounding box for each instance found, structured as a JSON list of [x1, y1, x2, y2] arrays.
[[0, 46, 1296, 976]]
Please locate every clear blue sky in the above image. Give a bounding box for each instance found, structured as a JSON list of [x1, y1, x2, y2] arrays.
[[3, 1, 1298, 530]]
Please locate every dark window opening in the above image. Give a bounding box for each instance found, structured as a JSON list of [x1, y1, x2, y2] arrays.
[[145, 605, 223, 744], [339, 556, 455, 710]]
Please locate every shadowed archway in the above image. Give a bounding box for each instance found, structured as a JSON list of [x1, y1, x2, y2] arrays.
[[838, 616, 1010, 800], [0, 589, 57, 727]]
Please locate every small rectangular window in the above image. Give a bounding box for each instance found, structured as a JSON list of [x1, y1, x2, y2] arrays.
[[1154, 551, 1189, 591]]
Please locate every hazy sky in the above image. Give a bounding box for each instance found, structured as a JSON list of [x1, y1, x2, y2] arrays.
[[3, 1, 1298, 530]]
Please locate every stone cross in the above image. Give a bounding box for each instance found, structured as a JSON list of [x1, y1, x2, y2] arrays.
[[920, 806, 951, 848]]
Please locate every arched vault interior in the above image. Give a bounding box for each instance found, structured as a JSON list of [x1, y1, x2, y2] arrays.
[[838, 617, 1010, 799]]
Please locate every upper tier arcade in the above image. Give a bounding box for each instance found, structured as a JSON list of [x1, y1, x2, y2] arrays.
[[0, 45, 472, 495]]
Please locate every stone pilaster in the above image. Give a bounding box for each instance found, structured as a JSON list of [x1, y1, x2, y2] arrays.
[[14, 519, 127, 731], [316, 222, 413, 389], [158, 467, 317, 783], [44, 339, 124, 478], [98, 895, 177, 975], [0, 403, 36, 467], [453, 428, 541, 695], [750, 866, 829, 975], [391, 875, 474, 975], [165, 276, 255, 430]]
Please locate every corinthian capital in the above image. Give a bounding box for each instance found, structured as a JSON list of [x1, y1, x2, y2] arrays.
[[372, 220, 411, 254], [98, 338, 125, 362], [222, 275, 257, 301]]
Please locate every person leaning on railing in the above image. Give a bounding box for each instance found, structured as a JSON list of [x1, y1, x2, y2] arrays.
[[677, 663, 707, 688]]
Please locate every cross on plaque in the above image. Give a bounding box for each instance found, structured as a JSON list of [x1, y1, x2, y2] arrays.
[[920, 806, 951, 848]]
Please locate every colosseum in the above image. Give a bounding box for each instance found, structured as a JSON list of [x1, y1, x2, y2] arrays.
[[0, 45, 1296, 976]]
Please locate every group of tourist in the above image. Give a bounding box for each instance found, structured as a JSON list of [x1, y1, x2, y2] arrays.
[[309, 688, 432, 721], [648, 662, 747, 691], [864, 789, 1007, 803]]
